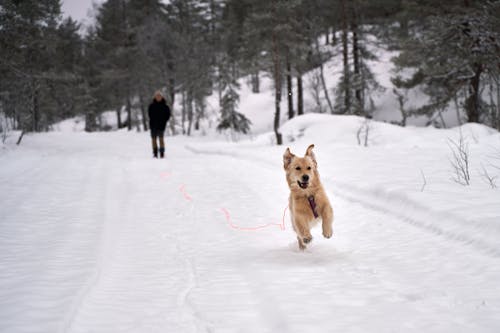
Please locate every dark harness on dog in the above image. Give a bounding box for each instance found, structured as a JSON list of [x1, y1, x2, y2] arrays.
[[307, 195, 319, 219]]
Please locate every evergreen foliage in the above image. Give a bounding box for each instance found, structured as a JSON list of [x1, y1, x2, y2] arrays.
[[1, 0, 499, 139], [392, 0, 500, 127]]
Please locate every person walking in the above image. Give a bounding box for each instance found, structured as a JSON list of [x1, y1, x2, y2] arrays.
[[148, 90, 171, 158]]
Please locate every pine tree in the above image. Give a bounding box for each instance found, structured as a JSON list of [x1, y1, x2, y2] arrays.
[[241, 0, 306, 144], [331, 0, 385, 116], [166, 0, 216, 135], [0, 0, 64, 133], [392, 0, 500, 126], [217, 58, 251, 137]]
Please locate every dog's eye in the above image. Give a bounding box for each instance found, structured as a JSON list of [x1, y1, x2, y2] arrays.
[[307, 166, 312, 170], [295, 166, 301, 171]]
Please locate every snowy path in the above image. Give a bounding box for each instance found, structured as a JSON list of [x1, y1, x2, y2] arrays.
[[1, 132, 500, 332]]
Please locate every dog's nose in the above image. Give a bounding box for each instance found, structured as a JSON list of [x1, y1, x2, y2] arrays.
[[302, 175, 309, 182]]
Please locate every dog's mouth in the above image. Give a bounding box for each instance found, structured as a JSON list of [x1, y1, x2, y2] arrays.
[[297, 181, 309, 189]]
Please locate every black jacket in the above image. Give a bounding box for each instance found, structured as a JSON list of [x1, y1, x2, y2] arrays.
[[148, 98, 171, 131]]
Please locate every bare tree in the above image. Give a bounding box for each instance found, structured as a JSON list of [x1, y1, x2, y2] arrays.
[[448, 131, 471, 186], [393, 88, 409, 126], [313, 38, 334, 114], [356, 118, 371, 147], [309, 71, 324, 113]]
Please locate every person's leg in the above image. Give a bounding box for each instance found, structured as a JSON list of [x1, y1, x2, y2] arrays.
[[159, 135, 165, 158], [151, 132, 158, 158]]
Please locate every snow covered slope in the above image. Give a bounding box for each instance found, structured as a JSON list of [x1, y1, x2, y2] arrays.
[[1, 114, 499, 332]]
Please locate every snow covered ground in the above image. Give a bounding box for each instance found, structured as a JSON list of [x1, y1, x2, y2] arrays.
[[1, 114, 500, 332]]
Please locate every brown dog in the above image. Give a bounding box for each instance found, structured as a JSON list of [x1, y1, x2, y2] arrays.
[[283, 144, 333, 250]]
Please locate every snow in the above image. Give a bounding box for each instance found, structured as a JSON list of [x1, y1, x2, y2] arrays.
[[1, 112, 500, 332], [2, 28, 500, 333]]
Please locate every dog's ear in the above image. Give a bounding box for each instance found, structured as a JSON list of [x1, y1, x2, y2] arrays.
[[283, 148, 295, 169], [305, 144, 317, 166]]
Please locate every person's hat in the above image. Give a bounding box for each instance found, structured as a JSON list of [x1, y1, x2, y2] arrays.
[[154, 90, 163, 97]]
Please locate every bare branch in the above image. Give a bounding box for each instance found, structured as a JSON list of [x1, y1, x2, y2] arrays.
[[478, 164, 498, 189], [447, 130, 471, 186], [357, 118, 371, 147]]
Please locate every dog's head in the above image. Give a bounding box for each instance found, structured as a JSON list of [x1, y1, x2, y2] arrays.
[[283, 144, 319, 191]]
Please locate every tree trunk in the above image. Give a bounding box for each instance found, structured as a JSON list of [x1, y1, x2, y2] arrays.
[[194, 103, 200, 131], [194, 98, 203, 131], [351, 13, 362, 115], [297, 74, 304, 115], [116, 105, 122, 129], [139, 95, 148, 131], [496, 78, 500, 131], [32, 80, 40, 132], [126, 96, 132, 130], [314, 38, 334, 114], [465, 63, 482, 123], [181, 90, 186, 135], [16, 130, 25, 145], [187, 91, 193, 136], [251, 70, 260, 93], [168, 62, 176, 135], [84, 110, 97, 132], [286, 54, 294, 119], [272, 29, 283, 145], [394, 89, 407, 126], [340, 0, 351, 114]]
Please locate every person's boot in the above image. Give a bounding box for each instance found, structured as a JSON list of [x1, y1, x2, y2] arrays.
[[159, 147, 165, 159], [153, 148, 158, 158]]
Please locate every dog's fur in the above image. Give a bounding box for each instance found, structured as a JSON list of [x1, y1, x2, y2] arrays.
[[283, 144, 333, 250]]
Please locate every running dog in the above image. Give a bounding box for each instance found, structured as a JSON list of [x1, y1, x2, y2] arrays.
[[283, 144, 333, 250]]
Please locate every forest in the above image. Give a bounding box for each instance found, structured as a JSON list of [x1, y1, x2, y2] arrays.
[[1, 0, 499, 144]]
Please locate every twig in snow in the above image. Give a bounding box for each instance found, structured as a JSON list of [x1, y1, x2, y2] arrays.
[[479, 164, 498, 189], [357, 118, 371, 147], [489, 147, 500, 171], [447, 130, 471, 186], [419, 169, 427, 192]]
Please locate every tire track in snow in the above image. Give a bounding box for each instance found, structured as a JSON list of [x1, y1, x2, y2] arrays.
[[59, 161, 110, 333], [327, 178, 500, 258], [162, 175, 214, 333], [186, 144, 500, 258], [177, 254, 214, 333]]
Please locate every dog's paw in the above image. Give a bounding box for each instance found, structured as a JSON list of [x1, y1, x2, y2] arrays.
[[323, 228, 333, 239], [303, 236, 313, 244]]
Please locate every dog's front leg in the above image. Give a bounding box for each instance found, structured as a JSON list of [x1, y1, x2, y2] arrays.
[[294, 216, 312, 249], [296, 236, 306, 250], [321, 205, 334, 239]]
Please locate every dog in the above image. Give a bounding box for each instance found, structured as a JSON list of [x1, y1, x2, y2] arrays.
[[283, 144, 333, 250]]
